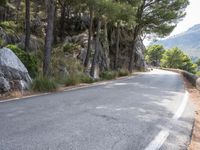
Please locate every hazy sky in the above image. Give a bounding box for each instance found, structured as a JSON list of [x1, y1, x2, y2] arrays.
[[170, 0, 200, 36]]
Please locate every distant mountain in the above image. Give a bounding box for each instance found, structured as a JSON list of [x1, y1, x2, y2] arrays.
[[153, 24, 200, 60]]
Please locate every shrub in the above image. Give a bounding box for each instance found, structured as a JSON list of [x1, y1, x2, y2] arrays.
[[65, 74, 81, 86], [196, 71, 200, 77], [63, 43, 80, 54], [6, 44, 38, 77], [118, 69, 130, 77], [80, 74, 94, 83], [100, 71, 118, 80], [31, 76, 58, 92]]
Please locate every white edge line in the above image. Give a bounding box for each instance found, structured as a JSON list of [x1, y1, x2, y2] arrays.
[[173, 91, 189, 120], [144, 91, 189, 150], [144, 130, 169, 150]]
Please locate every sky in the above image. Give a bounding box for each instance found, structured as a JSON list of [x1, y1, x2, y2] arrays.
[[170, 0, 200, 36]]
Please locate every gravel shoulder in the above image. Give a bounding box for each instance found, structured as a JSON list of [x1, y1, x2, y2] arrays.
[[183, 76, 200, 150]]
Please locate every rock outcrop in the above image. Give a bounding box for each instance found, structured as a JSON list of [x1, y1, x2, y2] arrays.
[[109, 27, 146, 70], [134, 37, 146, 69], [0, 47, 32, 93]]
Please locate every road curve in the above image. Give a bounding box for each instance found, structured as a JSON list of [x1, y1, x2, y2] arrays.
[[0, 69, 194, 150]]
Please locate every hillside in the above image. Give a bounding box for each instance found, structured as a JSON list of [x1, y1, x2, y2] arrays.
[[154, 24, 200, 59]]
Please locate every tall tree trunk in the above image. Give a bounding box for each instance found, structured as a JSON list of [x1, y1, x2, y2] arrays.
[[84, 7, 93, 68], [16, 0, 21, 21], [25, 0, 30, 52], [114, 23, 120, 70], [90, 19, 101, 77], [128, 26, 139, 72], [53, 4, 57, 44], [43, 0, 55, 77], [103, 21, 110, 70], [59, 4, 66, 42]]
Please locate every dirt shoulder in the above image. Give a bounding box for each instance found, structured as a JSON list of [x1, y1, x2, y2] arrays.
[[182, 76, 200, 150]]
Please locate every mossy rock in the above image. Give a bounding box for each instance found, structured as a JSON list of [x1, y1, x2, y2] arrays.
[[6, 44, 38, 77]]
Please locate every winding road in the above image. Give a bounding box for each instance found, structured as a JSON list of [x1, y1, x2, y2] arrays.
[[0, 69, 194, 150]]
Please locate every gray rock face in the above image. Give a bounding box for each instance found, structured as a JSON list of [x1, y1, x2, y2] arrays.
[[0, 48, 28, 72], [134, 37, 147, 69], [0, 47, 32, 93], [0, 77, 10, 93]]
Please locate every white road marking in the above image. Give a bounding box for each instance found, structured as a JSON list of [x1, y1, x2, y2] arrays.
[[144, 91, 189, 150], [173, 91, 189, 120], [144, 130, 169, 150]]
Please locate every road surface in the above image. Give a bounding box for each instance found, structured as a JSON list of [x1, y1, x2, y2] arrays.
[[0, 69, 194, 150]]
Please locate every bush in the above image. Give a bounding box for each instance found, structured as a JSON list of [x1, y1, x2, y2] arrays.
[[80, 74, 94, 83], [63, 43, 80, 54], [100, 71, 118, 80], [6, 44, 38, 77], [196, 71, 200, 77], [31, 76, 58, 92], [65, 74, 81, 86], [118, 69, 130, 77]]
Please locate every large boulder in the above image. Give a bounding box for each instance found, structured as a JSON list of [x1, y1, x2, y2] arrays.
[[0, 47, 32, 93], [0, 77, 10, 93]]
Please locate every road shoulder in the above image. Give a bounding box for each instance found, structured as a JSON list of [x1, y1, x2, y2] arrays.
[[183, 75, 200, 150]]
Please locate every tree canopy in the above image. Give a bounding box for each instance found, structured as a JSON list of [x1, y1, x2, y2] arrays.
[[161, 47, 197, 73]]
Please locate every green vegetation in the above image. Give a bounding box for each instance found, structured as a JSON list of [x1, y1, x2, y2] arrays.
[[118, 69, 130, 77], [63, 43, 80, 54], [161, 47, 197, 74], [0, 0, 190, 92], [100, 70, 118, 80], [31, 76, 57, 92], [64, 73, 94, 86], [6, 44, 38, 77], [146, 45, 198, 74], [196, 71, 200, 77], [146, 45, 165, 66], [65, 74, 81, 86]]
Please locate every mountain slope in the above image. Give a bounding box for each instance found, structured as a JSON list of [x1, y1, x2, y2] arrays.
[[153, 24, 200, 59]]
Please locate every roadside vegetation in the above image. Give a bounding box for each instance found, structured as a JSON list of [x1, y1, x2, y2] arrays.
[[146, 45, 199, 74], [0, 0, 189, 93]]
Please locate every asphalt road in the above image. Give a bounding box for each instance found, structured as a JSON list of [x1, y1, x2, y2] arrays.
[[0, 69, 194, 150]]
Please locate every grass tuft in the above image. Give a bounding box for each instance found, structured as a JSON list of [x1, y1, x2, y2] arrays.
[[118, 69, 130, 77], [100, 71, 118, 80], [31, 76, 57, 92]]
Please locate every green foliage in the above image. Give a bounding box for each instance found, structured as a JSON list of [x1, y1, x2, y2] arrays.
[[64, 73, 94, 86], [195, 58, 200, 66], [146, 45, 165, 66], [118, 69, 130, 77], [139, 0, 189, 37], [0, 21, 16, 29], [63, 43, 80, 53], [0, 21, 23, 34], [79, 74, 94, 83], [196, 71, 200, 77], [161, 47, 197, 74], [100, 70, 118, 80], [6, 44, 38, 77], [0, 39, 4, 47], [0, 0, 7, 6], [31, 75, 58, 92], [65, 74, 81, 86]]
